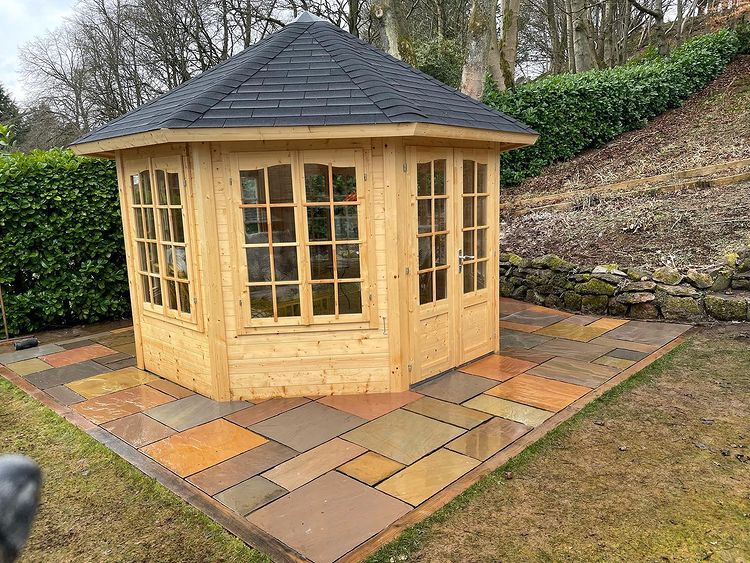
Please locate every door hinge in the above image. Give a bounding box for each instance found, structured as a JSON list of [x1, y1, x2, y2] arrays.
[[407, 363, 413, 372], [405, 266, 410, 275], [229, 177, 233, 186], [403, 163, 408, 173], [364, 172, 368, 181], [239, 299, 242, 307], [382, 315, 387, 335]]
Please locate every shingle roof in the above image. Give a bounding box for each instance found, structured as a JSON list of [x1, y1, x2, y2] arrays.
[[71, 12, 534, 146]]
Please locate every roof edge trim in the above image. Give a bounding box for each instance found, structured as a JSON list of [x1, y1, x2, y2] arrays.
[[70, 125, 538, 156]]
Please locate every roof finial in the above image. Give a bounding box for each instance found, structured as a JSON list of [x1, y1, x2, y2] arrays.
[[290, 11, 326, 23]]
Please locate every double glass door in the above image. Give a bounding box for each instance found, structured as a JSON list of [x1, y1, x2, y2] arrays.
[[409, 147, 496, 384]]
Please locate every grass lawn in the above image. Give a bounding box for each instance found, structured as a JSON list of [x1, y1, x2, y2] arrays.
[[369, 325, 750, 562], [0, 377, 267, 563]]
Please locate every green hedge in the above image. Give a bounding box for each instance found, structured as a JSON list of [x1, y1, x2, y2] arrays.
[[0, 149, 129, 336], [486, 29, 741, 185]]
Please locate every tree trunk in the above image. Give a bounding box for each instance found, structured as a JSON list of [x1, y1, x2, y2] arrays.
[[492, 0, 521, 89], [571, 0, 594, 71], [546, 0, 564, 73], [566, 0, 577, 72], [372, 0, 401, 58], [628, 0, 668, 56], [461, 0, 495, 98]]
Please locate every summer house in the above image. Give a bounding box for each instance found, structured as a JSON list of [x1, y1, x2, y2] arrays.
[[71, 12, 537, 401]]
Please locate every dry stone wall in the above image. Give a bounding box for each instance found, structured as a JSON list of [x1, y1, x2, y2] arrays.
[[500, 250, 750, 323]]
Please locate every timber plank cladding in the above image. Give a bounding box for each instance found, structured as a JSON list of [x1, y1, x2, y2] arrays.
[[71, 12, 536, 400]]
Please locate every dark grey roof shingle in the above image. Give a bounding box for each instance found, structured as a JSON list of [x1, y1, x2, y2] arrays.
[[72, 14, 534, 145]]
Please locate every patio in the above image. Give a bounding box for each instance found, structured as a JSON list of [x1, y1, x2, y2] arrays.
[[0, 299, 691, 563]]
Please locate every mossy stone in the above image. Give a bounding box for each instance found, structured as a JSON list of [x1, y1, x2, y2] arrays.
[[710, 269, 733, 292], [652, 266, 682, 286], [500, 278, 514, 298], [704, 294, 748, 321], [621, 281, 656, 292], [563, 291, 582, 311], [608, 297, 628, 317], [575, 278, 617, 296], [581, 294, 608, 314], [531, 254, 576, 272], [507, 253, 530, 268], [616, 292, 655, 305], [661, 296, 704, 322], [511, 285, 528, 300], [685, 269, 714, 289], [629, 303, 659, 319]]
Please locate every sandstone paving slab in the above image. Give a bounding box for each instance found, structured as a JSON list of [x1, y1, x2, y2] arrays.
[[337, 452, 405, 486], [487, 374, 590, 412], [145, 394, 250, 432], [463, 394, 553, 427], [249, 472, 411, 563], [215, 476, 287, 516], [402, 396, 492, 429], [528, 356, 620, 388], [25, 360, 111, 390], [413, 371, 496, 404]]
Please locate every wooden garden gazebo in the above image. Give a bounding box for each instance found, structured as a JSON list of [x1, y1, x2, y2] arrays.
[[71, 12, 537, 401]]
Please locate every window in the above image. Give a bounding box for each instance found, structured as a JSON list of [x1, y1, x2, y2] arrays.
[[127, 157, 195, 322], [462, 159, 489, 293], [233, 150, 370, 327], [417, 158, 449, 305]]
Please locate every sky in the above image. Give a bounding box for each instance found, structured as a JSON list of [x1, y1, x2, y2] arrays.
[[0, 0, 76, 103]]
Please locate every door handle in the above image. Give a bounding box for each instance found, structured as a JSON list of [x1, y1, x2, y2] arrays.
[[458, 249, 474, 272]]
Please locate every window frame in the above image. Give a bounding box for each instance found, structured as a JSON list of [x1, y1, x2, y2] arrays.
[[228, 149, 376, 332], [459, 155, 491, 296], [122, 154, 202, 330]]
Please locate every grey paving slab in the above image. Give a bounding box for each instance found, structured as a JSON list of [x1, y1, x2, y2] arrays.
[[0, 344, 64, 365], [25, 360, 111, 390], [215, 476, 287, 516], [412, 371, 496, 404], [145, 394, 250, 431]]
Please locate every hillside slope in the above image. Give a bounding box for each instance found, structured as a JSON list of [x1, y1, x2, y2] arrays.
[[507, 55, 750, 197], [502, 55, 750, 269]]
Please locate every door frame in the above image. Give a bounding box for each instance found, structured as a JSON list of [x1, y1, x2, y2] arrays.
[[406, 145, 498, 384]]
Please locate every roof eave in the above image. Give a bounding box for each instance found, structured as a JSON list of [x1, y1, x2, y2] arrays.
[[70, 124, 538, 157]]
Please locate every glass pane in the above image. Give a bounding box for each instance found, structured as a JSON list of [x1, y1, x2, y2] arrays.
[[309, 245, 334, 280], [334, 206, 358, 240], [276, 285, 300, 317], [477, 261, 487, 290], [147, 242, 159, 273], [463, 230, 474, 257], [133, 209, 144, 238], [434, 198, 446, 231], [160, 209, 171, 241], [140, 171, 152, 204], [433, 159, 446, 195], [246, 247, 271, 282], [168, 172, 181, 205], [273, 246, 298, 281], [172, 210, 185, 243], [419, 272, 433, 305], [137, 242, 147, 271], [435, 268, 447, 300], [240, 170, 266, 204], [462, 160, 475, 194], [151, 277, 163, 306], [435, 234, 447, 266], [131, 175, 141, 204], [167, 280, 178, 310], [463, 197, 474, 227], [418, 236, 432, 270], [244, 208, 268, 244], [464, 263, 475, 293], [312, 283, 335, 315], [417, 162, 431, 196], [174, 247, 188, 279], [178, 283, 191, 313], [477, 228, 487, 258], [338, 282, 362, 314], [332, 167, 357, 202], [477, 196, 488, 226], [270, 207, 296, 243], [249, 285, 273, 318], [145, 208, 156, 239], [140, 275, 150, 303], [336, 244, 360, 278], [156, 170, 168, 205], [268, 164, 293, 203], [162, 245, 175, 277], [477, 163, 487, 194], [417, 200, 431, 234], [305, 163, 329, 202], [307, 207, 331, 241]]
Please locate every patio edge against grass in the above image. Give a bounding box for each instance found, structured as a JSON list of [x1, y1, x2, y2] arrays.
[[0, 365, 306, 563], [341, 329, 695, 563]]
